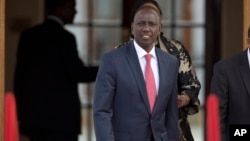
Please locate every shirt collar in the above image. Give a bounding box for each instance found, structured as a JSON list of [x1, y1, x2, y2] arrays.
[[133, 40, 156, 59], [248, 48, 250, 68], [47, 15, 64, 26]]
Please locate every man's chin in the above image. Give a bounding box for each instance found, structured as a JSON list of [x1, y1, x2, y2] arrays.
[[140, 43, 154, 48], [141, 40, 154, 45]]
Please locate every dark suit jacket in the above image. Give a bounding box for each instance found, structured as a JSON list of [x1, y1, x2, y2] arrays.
[[14, 19, 98, 135], [210, 48, 250, 141], [93, 41, 179, 141]]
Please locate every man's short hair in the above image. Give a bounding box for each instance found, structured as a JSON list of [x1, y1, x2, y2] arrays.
[[130, 0, 162, 22], [46, 0, 70, 14]]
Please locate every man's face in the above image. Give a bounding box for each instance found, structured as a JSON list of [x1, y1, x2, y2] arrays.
[[61, 0, 77, 24], [247, 38, 250, 47], [131, 7, 161, 51]]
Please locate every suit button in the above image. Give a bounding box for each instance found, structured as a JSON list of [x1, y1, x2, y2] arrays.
[[146, 137, 151, 141]]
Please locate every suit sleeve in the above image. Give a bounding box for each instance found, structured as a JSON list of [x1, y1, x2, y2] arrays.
[[165, 60, 179, 141], [210, 62, 228, 141], [59, 33, 98, 83], [93, 53, 115, 141]]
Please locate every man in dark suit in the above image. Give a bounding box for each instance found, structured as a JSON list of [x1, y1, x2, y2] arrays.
[[210, 27, 250, 141], [93, 0, 179, 141], [13, 0, 98, 141]]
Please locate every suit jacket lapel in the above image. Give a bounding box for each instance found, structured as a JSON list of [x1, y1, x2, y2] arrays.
[[151, 49, 170, 115], [125, 42, 151, 113], [239, 49, 250, 97]]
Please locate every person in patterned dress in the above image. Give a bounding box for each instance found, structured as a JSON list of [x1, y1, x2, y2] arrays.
[[157, 32, 201, 141]]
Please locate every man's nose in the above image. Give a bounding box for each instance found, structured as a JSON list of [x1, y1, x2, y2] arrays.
[[142, 24, 150, 31]]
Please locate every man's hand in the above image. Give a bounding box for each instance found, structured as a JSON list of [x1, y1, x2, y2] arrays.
[[178, 94, 190, 108]]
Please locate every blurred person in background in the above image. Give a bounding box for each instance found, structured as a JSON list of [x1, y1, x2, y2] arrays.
[[14, 0, 98, 141]]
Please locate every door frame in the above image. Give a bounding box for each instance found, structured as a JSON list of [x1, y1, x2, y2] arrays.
[[0, 0, 5, 139], [244, 0, 250, 49]]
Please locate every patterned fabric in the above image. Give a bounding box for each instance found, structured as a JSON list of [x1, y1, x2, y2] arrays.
[[157, 33, 201, 114], [157, 33, 201, 141], [115, 33, 201, 141]]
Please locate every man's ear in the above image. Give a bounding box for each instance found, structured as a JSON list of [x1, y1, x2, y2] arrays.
[[131, 23, 134, 36], [158, 23, 162, 36], [247, 38, 250, 47]]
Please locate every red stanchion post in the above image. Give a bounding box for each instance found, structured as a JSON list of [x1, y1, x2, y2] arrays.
[[4, 92, 19, 141], [206, 94, 221, 141]]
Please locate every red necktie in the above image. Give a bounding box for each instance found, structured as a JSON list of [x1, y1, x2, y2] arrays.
[[145, 54, 156, 112]]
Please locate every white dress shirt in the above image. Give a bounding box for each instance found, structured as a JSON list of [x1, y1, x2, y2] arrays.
[[133, 40, 159, 94], [47, 15, 64, 26], [248, 48, 250, 68]]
